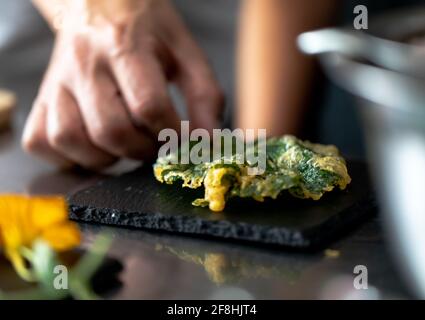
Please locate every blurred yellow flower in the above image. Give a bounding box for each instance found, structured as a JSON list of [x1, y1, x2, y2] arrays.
[[0, 194, 81, 280]]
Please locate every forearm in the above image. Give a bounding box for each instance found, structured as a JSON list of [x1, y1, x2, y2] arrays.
[[236, 0, 338, 136]]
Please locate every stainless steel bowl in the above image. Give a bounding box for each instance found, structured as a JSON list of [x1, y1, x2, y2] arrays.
[[299, 6, 425, 298]]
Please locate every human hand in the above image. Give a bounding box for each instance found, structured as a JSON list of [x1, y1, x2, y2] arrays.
[[24, 0, 224, 169]]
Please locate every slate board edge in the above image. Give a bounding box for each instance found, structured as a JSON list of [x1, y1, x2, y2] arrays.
[[68, 194, 376, 250], [301, 195, 377, 248]]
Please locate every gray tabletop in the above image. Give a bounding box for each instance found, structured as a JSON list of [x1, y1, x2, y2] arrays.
[[0, 75, 411, 300]]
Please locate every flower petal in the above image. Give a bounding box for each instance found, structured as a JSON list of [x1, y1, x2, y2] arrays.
[[0, 194, 80, 252], [29, 196, 69, 229], [41, 222, 81, 251], [0, 195, 36, 248]]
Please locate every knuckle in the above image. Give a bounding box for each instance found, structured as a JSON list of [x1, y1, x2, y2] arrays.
[[22, 125, 42, 154], [22, 132, 37, 153], [142, 34, 157, 47], [89, 122, 128, 151], [47, 127, 78, 149], [32, 94, 47, 108], [70, 34, 89, 58], [141, 35, 161, 52], [22, 106, 44, 153], [67, 35, 92, 74], [110, 21, 139, 48], [130, 91, 167, 123]]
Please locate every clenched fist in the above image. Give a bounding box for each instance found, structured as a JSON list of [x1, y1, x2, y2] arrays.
[[23, 0, 223, 169]]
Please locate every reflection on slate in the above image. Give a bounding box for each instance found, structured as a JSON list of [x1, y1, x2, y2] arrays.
[[155, 238, 318, 285], [68, 161, 376, 249]]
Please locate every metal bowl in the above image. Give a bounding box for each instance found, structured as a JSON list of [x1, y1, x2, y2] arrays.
[[300, 6, 425, 298]]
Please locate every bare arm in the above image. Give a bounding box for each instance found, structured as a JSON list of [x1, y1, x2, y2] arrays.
[[236, 0, 338, 136]]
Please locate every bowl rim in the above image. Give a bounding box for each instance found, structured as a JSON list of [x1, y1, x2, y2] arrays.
[[319, 52, 425, 116]]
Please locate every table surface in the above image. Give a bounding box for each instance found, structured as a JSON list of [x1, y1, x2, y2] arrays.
[[0, 78, 411, 300]]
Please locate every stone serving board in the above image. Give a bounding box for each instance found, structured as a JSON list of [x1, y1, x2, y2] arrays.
[[68, 161, 376, 250]]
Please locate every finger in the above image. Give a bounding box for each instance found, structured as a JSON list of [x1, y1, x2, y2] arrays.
[[73, 68, 157, 160], [22, 100, 74, 169], [46, 86, 118, 169], [109, 50, 181, 135], [166, 18, 224, 132]]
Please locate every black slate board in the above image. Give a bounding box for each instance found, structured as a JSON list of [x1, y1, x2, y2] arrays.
[[68, 161, 376, 250]]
